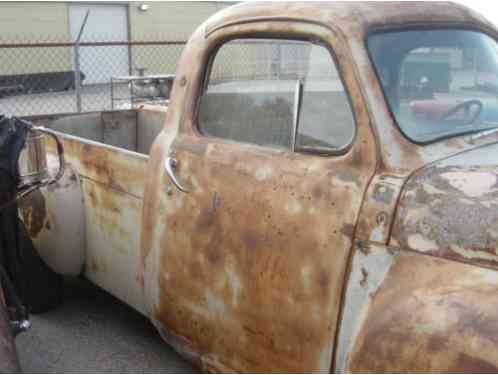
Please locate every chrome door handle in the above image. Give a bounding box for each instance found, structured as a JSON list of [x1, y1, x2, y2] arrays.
[[165, 157, 189, 193]]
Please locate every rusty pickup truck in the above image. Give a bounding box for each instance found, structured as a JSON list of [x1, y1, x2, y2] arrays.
[[17, 1, 498, 372]]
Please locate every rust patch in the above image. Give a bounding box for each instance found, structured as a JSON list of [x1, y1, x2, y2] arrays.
[[46, 134, 146, 199], [341, 223, 355, 238], [348, 253, 498, 372], [392, 164, 498, 270], [19, 189, 47, 238], [456, 353, 498, 373], [152, 121, 376, 372]]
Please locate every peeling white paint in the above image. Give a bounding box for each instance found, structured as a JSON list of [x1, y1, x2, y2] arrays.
[[255, 165, 273, 181], [450, 244, 498, 262], [226, 269, 242, 306], [423, 183, 446, 196], [300, 265, 312, 292], [370, 225, 385, 243], [205, 289, 226, 316], [334, 244, 395, 373], [408, 234, 439, 253], [286, 199, 302, 214], [442, 171, 496, 198]]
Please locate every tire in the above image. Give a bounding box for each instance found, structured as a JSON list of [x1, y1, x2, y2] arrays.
[[17, 220, 64, 314], [0, 297, 21, 373]]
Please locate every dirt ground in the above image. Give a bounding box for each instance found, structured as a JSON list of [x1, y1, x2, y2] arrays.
[[16, 277, 195, 373]]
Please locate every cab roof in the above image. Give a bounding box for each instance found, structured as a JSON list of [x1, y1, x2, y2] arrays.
[[205, 1, 495, 38]]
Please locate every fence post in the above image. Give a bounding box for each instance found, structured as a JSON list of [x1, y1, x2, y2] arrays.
[[74, 44, 82, 113], [74, 10, 89, 113]]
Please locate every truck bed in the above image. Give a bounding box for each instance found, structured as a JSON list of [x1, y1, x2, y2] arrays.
[[22, 106, 167, 314]]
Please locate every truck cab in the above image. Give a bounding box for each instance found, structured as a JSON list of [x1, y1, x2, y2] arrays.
[[19, 2, 498, 372]]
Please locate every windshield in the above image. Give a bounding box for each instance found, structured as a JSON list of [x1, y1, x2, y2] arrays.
[[368, 29, 498, 143]]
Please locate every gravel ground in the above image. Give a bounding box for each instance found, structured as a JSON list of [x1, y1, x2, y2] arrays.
[[16, 277, 195, 373]]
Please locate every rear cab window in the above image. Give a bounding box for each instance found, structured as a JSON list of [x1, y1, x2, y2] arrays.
[[198, 38, 356, 155]]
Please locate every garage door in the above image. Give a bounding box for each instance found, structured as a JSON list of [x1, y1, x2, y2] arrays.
[[70, 4, 129, 84]]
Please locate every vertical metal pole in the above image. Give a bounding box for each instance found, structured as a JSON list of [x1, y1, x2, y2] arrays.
[[74, 10, 90, 113], [110, 77, 114, 110], [125, 4, 133, 76], [74, 44, 82, 113]]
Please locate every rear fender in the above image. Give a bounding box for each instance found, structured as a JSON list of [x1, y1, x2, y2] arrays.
[[19, 156, 85, 276]]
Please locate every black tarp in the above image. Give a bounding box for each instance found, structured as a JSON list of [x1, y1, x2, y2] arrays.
[[0, 115, 62, 316], [0, 71, 85, 98]]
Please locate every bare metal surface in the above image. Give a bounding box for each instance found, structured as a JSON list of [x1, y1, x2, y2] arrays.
[[391, 143, 498, 270], [335, 244, 396, 373]]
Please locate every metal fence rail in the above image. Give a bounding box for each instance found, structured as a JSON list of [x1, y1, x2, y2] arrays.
[[0, 40, 186, 117]]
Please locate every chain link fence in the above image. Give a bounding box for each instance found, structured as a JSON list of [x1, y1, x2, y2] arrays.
[[0, 36, 334, 118], [0, 37, 186, 117]]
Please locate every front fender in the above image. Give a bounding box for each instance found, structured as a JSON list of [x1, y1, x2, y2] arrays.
[[335, 244, 498, 373]]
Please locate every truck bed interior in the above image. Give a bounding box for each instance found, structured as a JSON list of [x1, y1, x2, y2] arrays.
[[25, 106, 166, 156]]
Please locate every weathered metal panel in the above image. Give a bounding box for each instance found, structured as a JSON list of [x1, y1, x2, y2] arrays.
[[136, 105, 168, 155], [46, 132, 147, 198], [391, 143, 498, 270], [340, 245, 498, 373], [355, 174, 405, 245], [141, 17, 378, 373], [82, 178, 145, 314], [19, 158, 85, 276], [101, 111, 137, 151], [44, 128, 149, 312], [335, 243, 396, 373]]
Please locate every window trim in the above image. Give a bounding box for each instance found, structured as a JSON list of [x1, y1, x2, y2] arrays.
[[194, 33, 357, 157], [365, 25, 498, 146]]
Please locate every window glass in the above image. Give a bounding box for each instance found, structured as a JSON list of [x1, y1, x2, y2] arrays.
[[198, 38, 355, 153], [368, 30, 498, 143]]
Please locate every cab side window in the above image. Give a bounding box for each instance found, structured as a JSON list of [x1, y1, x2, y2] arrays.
[[198, 38, 355, 154]]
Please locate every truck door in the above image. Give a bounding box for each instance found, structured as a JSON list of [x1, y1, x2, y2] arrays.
[[141, 21, 377, 373]]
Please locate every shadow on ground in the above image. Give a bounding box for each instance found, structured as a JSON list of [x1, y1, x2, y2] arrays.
[[16, 277, 195, 373]]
